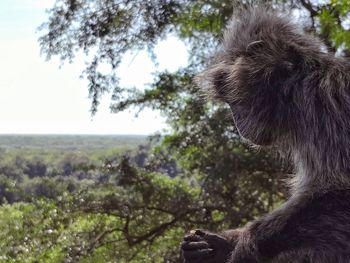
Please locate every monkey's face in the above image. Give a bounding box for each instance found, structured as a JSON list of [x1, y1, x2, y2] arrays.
[[197, 52, 297, 147]]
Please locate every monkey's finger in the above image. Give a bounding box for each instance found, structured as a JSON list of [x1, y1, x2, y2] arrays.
[[188, 229, 231, 248], [191, 229, 207, 236], [183, 257, 214, 263], [182, 248, 214, 260], [202, 232, 229, 245], [181, 241, 209, 250], [183, 234, 204, 242]]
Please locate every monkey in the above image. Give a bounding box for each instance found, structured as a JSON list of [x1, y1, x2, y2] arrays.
[[181, 6, 350, 263]]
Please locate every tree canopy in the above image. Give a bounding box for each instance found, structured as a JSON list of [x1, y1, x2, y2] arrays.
[[39, 0, 350, 114]]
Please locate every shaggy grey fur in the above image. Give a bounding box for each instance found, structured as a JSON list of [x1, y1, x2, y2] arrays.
[[182, 6, 350, 263]]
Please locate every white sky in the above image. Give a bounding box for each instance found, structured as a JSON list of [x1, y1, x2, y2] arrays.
[[0, 0, 188, 134]]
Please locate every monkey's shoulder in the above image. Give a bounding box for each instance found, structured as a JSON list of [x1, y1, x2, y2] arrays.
[[308, 189, 350, 213]]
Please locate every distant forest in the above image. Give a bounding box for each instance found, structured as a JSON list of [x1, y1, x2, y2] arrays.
[[0, 134, 182, 262], [0, 134, 147, 150]]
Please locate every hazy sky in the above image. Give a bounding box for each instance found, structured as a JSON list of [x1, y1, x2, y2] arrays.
[[0, 0, 188, 134]]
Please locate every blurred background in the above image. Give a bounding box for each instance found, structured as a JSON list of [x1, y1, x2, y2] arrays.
[[0, 0, 349, 262]]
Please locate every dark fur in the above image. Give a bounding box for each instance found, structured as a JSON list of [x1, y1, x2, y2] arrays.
[[195, 6, 350, 263]]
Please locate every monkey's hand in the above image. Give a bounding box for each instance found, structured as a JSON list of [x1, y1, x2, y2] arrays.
[[181, 229, 234, 263]]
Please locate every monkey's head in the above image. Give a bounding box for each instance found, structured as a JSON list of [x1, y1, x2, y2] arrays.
[[196, 7, 323, 146]]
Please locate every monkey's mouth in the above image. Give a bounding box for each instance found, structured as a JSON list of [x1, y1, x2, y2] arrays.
[[195, 57, 244, 105], [229, 103, 274, 146]]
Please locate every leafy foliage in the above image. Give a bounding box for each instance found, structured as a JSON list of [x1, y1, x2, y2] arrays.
[[38, 0, 350, 114]]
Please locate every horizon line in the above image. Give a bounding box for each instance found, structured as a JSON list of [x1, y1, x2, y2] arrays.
[[0, 133, 155, 136]]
